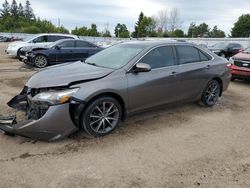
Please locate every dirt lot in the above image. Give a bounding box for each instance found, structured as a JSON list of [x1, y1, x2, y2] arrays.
[[0, 42, 249, 188]]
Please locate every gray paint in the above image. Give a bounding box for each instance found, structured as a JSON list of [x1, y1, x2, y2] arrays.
[[0, 41, 231, 141]]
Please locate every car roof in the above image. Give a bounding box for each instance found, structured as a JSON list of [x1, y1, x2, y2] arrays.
[[55, 39, 94, 43], [35, 33, 78, 38], [120, 40, 193, 48]]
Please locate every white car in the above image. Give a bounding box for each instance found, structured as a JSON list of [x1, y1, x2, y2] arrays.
[[5, 33, 79, 57]]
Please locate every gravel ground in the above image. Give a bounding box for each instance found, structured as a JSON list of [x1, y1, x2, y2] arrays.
[[0, 42, 249, 188]]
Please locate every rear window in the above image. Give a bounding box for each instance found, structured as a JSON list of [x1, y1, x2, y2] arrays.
[[76, 41, 95, 48], [58, 41, 75, 48], [176, 45, 211, 64]]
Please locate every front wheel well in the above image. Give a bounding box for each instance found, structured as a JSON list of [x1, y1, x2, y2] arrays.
[[70, 92, 127, 128]]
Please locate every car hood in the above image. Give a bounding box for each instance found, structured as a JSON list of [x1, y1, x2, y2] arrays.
[[233, 52, 250, 61], [26, 61, 113, 88]]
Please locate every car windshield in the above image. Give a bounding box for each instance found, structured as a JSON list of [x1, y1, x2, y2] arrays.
[[24, 35, 37, 42], [212, 42, 227, 48], [85, 43, 145, 69]]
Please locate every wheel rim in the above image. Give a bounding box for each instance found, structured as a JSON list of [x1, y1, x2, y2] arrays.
[[205, 82, 220, 105], [89, 102, 119, 134], [35, 56, 47, 68]]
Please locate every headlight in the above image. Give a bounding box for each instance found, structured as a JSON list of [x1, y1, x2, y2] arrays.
[[229, 57, 234, 64], [32, 88, 79, 105]]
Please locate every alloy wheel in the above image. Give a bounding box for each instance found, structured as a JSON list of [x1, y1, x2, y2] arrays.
[[89, 101, 119, 134], [35, 55, 48, 68], [204, 81, 220, 106]]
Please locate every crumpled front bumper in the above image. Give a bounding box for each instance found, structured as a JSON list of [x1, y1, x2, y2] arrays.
[[0, 90, 80, 141]]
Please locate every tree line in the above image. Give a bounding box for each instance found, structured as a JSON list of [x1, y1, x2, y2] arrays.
[[0, 0, 69, 34], [1, 0, 250, 38]]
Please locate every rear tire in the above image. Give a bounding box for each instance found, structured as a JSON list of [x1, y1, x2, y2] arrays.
[[80, 97, 122, 137], [201, 80, 221, 107], [219, 52, 226, 58]]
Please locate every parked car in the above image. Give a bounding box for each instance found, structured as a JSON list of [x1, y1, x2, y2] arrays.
[[0, 41, 231, 141], [20, 39, 103, 68], [209, 42, 243, 59], [228, 47, 250, 81], [5, 33, 78, 58]]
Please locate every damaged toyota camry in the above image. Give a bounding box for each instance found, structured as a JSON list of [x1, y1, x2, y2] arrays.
[[0, 41, 231, 141]]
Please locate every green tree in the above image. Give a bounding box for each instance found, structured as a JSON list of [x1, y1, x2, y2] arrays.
[[187, 22, 209, 37], [170, 29, 185, 37], [87, 24, 100, 36], [114, 23, 130, 38], [0, 0, 10, 18], [231, 14, 250, 37], [209, 26, 225, 38], [133, 12, 144, 38], [18, 3, 24, 17], [72, 26, 88, 36], [187, 22, 196, 37], [141, 16, 157, 37], [56, 26, 69, 34], [10, 0, 18, 18], [24, 0, 34, 20]]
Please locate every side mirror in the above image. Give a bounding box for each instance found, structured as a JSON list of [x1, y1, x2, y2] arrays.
[[133, 63, 151, 73], [55, 45, 61, 50]]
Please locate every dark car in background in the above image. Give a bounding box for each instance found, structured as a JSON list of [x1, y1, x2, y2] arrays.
[[21, 39, 103, 68], [0, 41, 231, 141], [229, 47, 250, 81], [209, 42, 243, 58]]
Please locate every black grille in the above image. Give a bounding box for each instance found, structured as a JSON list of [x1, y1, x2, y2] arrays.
[[234, 60, 250, 68]]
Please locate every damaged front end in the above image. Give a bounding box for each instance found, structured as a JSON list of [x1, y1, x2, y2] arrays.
[[0, 86, 81, 141]]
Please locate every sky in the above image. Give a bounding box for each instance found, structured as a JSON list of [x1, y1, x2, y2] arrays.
[[15, 0, 250, 35]]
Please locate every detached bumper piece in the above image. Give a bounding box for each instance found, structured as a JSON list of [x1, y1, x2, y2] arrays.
[[0, 87, 79, 141]]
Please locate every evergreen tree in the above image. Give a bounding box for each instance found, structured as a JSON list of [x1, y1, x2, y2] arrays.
[[24, 0, 34, 20], [0, 0, 10, 18], [10, 0, 18, 18], [18, 3, 24, 17], [133, 12, 144, 38]]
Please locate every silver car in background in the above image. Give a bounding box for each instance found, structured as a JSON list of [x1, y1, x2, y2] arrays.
[[0, 41, 231, 141]]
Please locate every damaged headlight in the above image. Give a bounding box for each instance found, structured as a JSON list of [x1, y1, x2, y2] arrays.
[[32, 88, 79, 105]]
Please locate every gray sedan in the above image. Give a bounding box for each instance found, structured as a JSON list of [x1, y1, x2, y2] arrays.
[[0, 41, 231, 141]]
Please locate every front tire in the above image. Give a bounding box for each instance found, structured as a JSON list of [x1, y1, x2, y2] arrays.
[[201, 80, 221, 107], [34, 55, 48, 68], [80, 97, 122, 137]]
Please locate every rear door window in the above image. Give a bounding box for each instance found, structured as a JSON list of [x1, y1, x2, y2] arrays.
[[76, 41, 96, 48], [140, 46, 175, 69], [176, 45, 201, 64]]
